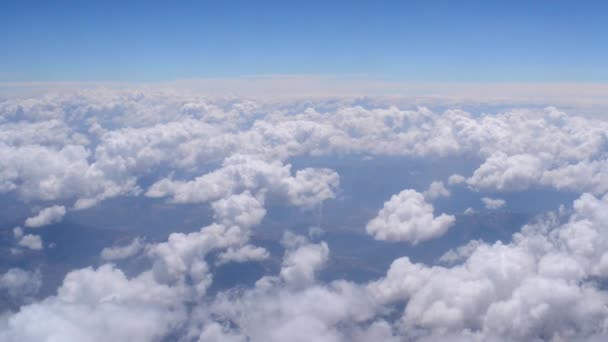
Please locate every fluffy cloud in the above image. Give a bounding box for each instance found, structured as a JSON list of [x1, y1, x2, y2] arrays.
[[283, 168, 340, 209], [0, 265, 188, 342], [540, 159, 608, 195], [210, 191, 267, 228], [203, 281, 378, 342], [366, 193, 608, 341], [146, 155, 339, 210], [439, 239, 483, 264], [467, 153, 544, 191], [3, 194, 608, 341], [146, 192, 267, 295], [279, 233, 329, 289], [448, 174, 466, 185], [3, 89, 608, 341], [193, 234, 381, 342], [17, 234, 43, 251], [481, 197, 506, 210], [0, 268, 41, 303], [366, 189, 455, 244], [423, 181, 450, 200], [2, 91, 608, 212], [12, 226, 23, 239], [100, 237, 144, 261], [216, 244, 270, 265], [24, 205, 66, 228]]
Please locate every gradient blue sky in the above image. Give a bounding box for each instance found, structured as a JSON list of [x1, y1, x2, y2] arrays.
[[1, 1, 607, 82]]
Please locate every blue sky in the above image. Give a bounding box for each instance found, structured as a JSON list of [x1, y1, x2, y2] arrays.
[[1, 1, 607, 82]]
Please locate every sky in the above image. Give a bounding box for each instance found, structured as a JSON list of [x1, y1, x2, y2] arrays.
[[4, 3, 608, 340], [1, 0, 607, 82]]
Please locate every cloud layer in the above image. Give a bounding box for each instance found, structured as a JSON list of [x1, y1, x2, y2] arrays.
[[1, 89, 608, 341]]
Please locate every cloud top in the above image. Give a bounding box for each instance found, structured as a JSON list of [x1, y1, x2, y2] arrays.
[[24, 205, 66, 228], [1, 89, 608, 341], [367, 189, 455, 244]]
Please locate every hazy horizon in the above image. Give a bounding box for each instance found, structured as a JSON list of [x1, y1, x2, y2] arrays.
[[1, 2, 608, 342]]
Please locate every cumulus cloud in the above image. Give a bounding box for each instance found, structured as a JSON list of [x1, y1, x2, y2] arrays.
[[148, 223, 243, 295], [146, 155, 339, 210], [467, 152, 544, 191], [145, 191, 269, 297], [24, 205, 66, 228], [3, 194, 608, 341], [308, 226, 325, 239], [3, 89, 608, 341], [481, 197, 506, 210], [17, 234, 43, 251], [279, 233, 329, 289], [448, 174, 466, 185], [12, 226, 23, 239], [367, 193, 608, 341], [366, 189, 455, 244], [2, 91, 608, 213], [100, 237, 144, 261], [216, 245, 270, 265], [192, 233, 382, 342], [283, 168, 340, 209], [0, 265, 187, 342], [439, 239, 483, 264], [0, 268, 41, 303], [211, 191, 267, 228], [423, 181, 450, 200]]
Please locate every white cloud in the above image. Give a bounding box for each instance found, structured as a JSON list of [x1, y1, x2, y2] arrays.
[[448, 174, 466, 185], [197, 322, 248, 342], [481, 197, 506, 210], [3, 194, 608, 341], [17, 234, 43, 251], [3, 89, 608, 341], [2, 90, 608, 214], [467, 153, 544, 191], [12, 226, 23, 239], [211, 191, 266, 228], [148, 223, 241, 295], [0, 268, 41, 302], [24, 205, 66, 228], [198, 234, 380, 342], [0, 265, 187, 342], [308, 226, 325, 239], [101, 237, 144, 261], [279, 233, 329, 289], [146, 155, 339, 210], [366, 189, 455, 244], [423, 181, 451, 200], [283, 168, 340, 209], [540, 159, 608, 195], [146, 192, 268, 295], [216, 245, 270, 265], [365, 193, 608, 341], [439, 239, 483, 264]]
